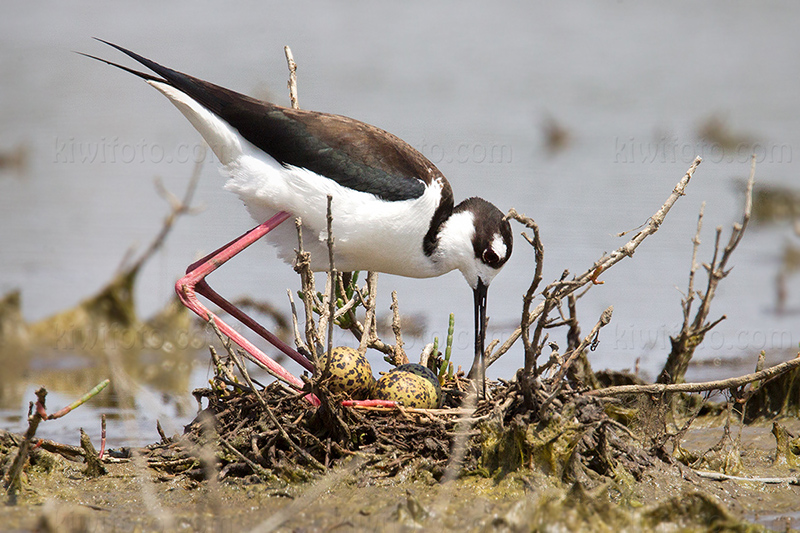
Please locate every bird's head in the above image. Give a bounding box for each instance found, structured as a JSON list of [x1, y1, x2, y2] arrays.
[[436, 196, 513, 394], [439, 197, 513, 290]]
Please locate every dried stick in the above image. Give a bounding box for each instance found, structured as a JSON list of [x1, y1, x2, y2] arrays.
[[294, 218, 320, 363], [287, 289, 311, 355], [588, 354, 800, 397], [351, 272, 396, 357], [209, 345, 247, 391], [332, 289, 361, 321], [323, 196, 336, 376], [35, 438, 86, 461], [490, 157, 703, 366], [4, 388, 47, 499], [660, 155, 756, 383], [693, 470, 800, 485], [683, 202, 706, 331], [389, 290, 409, 365], [227, 345, 268, 409], [504, 209, 544, 373], [552, 305, 613, 383], [99, 414, 107, 460], [219, 437, 272, 479], [284, 46, 299, 110], [80, 428, 107, 477]]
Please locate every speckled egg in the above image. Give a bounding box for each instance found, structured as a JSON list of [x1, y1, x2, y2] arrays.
[[373, 363, 442, 408], [321, 346, 375, 399]]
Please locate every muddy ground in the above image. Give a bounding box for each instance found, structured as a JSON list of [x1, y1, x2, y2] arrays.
[[2, 416, 799, 532]]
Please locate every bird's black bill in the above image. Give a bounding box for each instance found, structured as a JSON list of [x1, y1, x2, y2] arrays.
[[470, 279, 488, 398]]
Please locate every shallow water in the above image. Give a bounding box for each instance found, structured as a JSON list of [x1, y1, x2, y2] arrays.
[[2, 1, 800, 445]]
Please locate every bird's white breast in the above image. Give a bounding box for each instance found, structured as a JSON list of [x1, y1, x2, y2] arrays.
[[224, 140, 449, 278]]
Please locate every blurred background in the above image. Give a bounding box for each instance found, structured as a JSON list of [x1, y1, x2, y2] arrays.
[[1, 1, 799, 446]]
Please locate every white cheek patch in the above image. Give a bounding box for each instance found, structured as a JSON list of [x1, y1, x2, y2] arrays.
[[491, 233, 507, 261]]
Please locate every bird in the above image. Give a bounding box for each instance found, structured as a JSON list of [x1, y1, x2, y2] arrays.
[[86, 40, 513, 397]]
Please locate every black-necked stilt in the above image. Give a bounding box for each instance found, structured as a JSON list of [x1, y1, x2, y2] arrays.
[[86, 40, 513, 396]]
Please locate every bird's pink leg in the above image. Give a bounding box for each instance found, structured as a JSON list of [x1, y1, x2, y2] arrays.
[[175, 211, 317, 401]]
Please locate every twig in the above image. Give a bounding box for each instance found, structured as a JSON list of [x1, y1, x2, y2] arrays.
[[323, 195, 336, 377], [588, 354, 800, 397], [489, 157, 703, 365], [332, 290, 361, 321], [209, 345, 246, 391], [4, 388, 47, 500], [265, 400, 325, 471], [99, 414, 107, 460], [693, 470, 800, 485], [80, 428, 107, 477], [284, 46, 299, 110], [156, 419, 169, 443], [389, 291, 408, 365], [219, 437, 273, 479], [660, 156, 757, 383], [227, 345, 269, 409], [287, 289, 311, 355], [35, 438, 86, 461], [505, 209, 544, 373], [682, 202, 706, 333], [552, 306, 613, 383], [353, 272, 395, 356], [294, 217, 320, 363]]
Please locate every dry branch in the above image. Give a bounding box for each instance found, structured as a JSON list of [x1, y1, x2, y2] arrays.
[[552, 305, 613, 383], [587, 355, 800, 397], [693, 470, 800, 485], [490, 157, 703, 369], [388, 290, 409, 365], [284, 45, 299, 110], [660, 155, 757, 384], [504, 209, 544, 373], [4, 388, 47, 500]]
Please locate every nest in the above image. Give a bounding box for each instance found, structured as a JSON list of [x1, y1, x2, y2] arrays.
[[141, 372, 655, 486]]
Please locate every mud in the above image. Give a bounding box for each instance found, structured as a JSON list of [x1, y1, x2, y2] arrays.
[[2, 414, 799, 532]]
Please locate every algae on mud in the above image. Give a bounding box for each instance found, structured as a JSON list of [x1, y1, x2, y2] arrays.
[[2, 426, 797, 531]]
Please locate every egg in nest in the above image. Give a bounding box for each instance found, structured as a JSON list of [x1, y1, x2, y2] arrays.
[[373, 363, 442, 408], [321, 346, 375, 400]]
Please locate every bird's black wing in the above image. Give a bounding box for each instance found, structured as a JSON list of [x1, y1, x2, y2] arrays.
[[91, 40, 449, 203]]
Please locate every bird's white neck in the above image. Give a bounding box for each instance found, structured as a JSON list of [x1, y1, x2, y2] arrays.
[[433, 210, 480, 287]]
